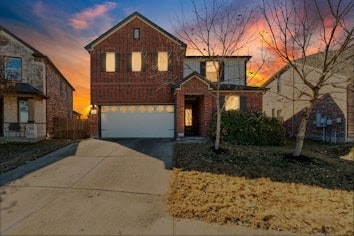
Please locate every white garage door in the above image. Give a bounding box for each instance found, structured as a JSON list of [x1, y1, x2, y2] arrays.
[[100, 105, 175, 138]]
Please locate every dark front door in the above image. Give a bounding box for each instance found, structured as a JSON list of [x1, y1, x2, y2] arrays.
[[0, 96, 3, 136], [185, 96, 200, 136]]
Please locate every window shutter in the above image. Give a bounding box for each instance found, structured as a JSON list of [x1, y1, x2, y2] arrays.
[[126, 53, 132, 72], [152, 52, 158, 71], [100, 53, 106, 72], [200, 61, 206, 76], [240, 96, 247, 112], [220, 61, 225, 81], [168, 52, 173, 72], [115, 53, 120, 72]]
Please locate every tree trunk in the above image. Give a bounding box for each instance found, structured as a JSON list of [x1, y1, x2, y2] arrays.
[[293, 103, 314, 157], [215, 88, 221, 151]]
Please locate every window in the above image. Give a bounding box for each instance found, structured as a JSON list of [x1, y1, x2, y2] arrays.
[[225, 95, 240, 111], [272, 108, 275, 118], [19, 100, 29, 123], [105, 52, 115, 72], [206, 61, 219, 82], [131, 52, 142, 72], [133, 28, 140, 39], [100, 52, 120, 72], [158, 51, 168, 71], [5, 57, 21, 81], [277, 109, 282, 119]]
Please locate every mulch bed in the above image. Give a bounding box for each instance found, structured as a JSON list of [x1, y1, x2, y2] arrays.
[[168, 140, 353, 235]]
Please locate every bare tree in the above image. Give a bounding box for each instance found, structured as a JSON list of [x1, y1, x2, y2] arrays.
[[175, 0, 256, 150], [261, 0, 354, 156]]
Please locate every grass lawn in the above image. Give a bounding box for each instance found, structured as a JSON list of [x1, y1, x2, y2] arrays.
[[168, 140, 353, 235], [0, 139, 75, 173]]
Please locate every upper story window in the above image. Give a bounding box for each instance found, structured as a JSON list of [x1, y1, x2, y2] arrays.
[[200, 60, 224, 82], [131, 52, 142, 72], [158, 51, 168, 71], [133, 28, 140, 39], [5, 57, 21, 81], [100, 52, 120, 72], [206, 61, 219, 82], [225, 95, 240, 111]]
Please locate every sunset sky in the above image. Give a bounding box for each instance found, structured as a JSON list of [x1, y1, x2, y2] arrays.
[[1, 0, 350, 116]]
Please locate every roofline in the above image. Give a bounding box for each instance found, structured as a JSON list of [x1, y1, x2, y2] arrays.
[[0, 25, 75, 92], [175, 72, 213, 91], [261, 64, 290, 87], [85, 11, 187, 51], [0, 24, 45, 58], [44, 57, 75, 91], [185, 55, 251, 61]]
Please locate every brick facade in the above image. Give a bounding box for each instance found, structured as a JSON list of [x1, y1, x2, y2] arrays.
[[284, 94, 346, 142], [46, 61, 74, 136], [90, 17, 185, 105]]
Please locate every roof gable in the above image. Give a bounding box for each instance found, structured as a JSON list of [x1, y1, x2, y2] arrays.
[[0, 24, 45, 58], [85, 12, 186, 51], [175, 72, 213, 91]]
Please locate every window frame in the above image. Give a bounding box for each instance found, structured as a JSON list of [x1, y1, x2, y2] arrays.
[[224, 95, 240, 111], [133, 28, 140, 39], [18, 99, 29, 123], [5, 56, 22, 81]]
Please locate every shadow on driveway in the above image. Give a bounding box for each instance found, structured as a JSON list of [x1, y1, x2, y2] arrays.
[[102, 138, 174, 170]]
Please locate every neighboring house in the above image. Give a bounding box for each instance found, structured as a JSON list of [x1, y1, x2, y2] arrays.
[[85, 12, 265, 138], [0, 25, 75, 141], [262, 52, 354, 143]]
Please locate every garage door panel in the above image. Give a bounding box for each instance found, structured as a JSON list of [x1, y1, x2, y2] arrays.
[[101, 105, 174, 138]]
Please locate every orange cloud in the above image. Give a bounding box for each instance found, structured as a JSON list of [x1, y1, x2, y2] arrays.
[[69, 2, 117, 30]]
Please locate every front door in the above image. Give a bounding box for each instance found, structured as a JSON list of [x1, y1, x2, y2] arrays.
[[185, 96, 200, 136], [0, 96, 3, 136]]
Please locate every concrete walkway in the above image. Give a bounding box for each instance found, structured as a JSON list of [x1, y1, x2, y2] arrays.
[[0, 139, 296, 235]]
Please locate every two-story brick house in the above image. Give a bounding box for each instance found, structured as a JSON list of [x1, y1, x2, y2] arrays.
[[0, 25, 75, 141], [86, 12, 264, 138]]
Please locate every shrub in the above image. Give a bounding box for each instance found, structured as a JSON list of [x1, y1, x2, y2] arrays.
[[208, 111, 286, 146]]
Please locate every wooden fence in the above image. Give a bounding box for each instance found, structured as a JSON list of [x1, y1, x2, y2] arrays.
[[53, 117, 90, 139]]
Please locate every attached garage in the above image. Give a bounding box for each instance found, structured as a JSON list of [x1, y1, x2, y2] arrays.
[[100, 105, 175, 138]]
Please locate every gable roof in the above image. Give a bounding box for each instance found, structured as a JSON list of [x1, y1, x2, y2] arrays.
[[262, 50, 354, 88], [0, 24, 75, 91], [175, 72, 214, 90], [85, 12, 187, 51], [0, 24, 45, 58]]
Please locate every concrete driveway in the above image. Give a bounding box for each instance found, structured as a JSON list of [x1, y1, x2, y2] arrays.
[[0, 139, 295, 235]]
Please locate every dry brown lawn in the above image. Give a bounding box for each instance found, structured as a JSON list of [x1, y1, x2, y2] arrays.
[[168, 141, 353, 235]]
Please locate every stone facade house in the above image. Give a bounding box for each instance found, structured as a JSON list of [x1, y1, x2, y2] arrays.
[[262, 52, 354, 143], [85, 12, 264, 138], [0, 25, 75, 141]]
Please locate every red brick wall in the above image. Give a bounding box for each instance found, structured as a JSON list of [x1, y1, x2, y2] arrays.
[[90, 17, 186, 106], [284, 94, 347, 142], [46, 62, 73, 136], [176, 77, 214, 136]]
